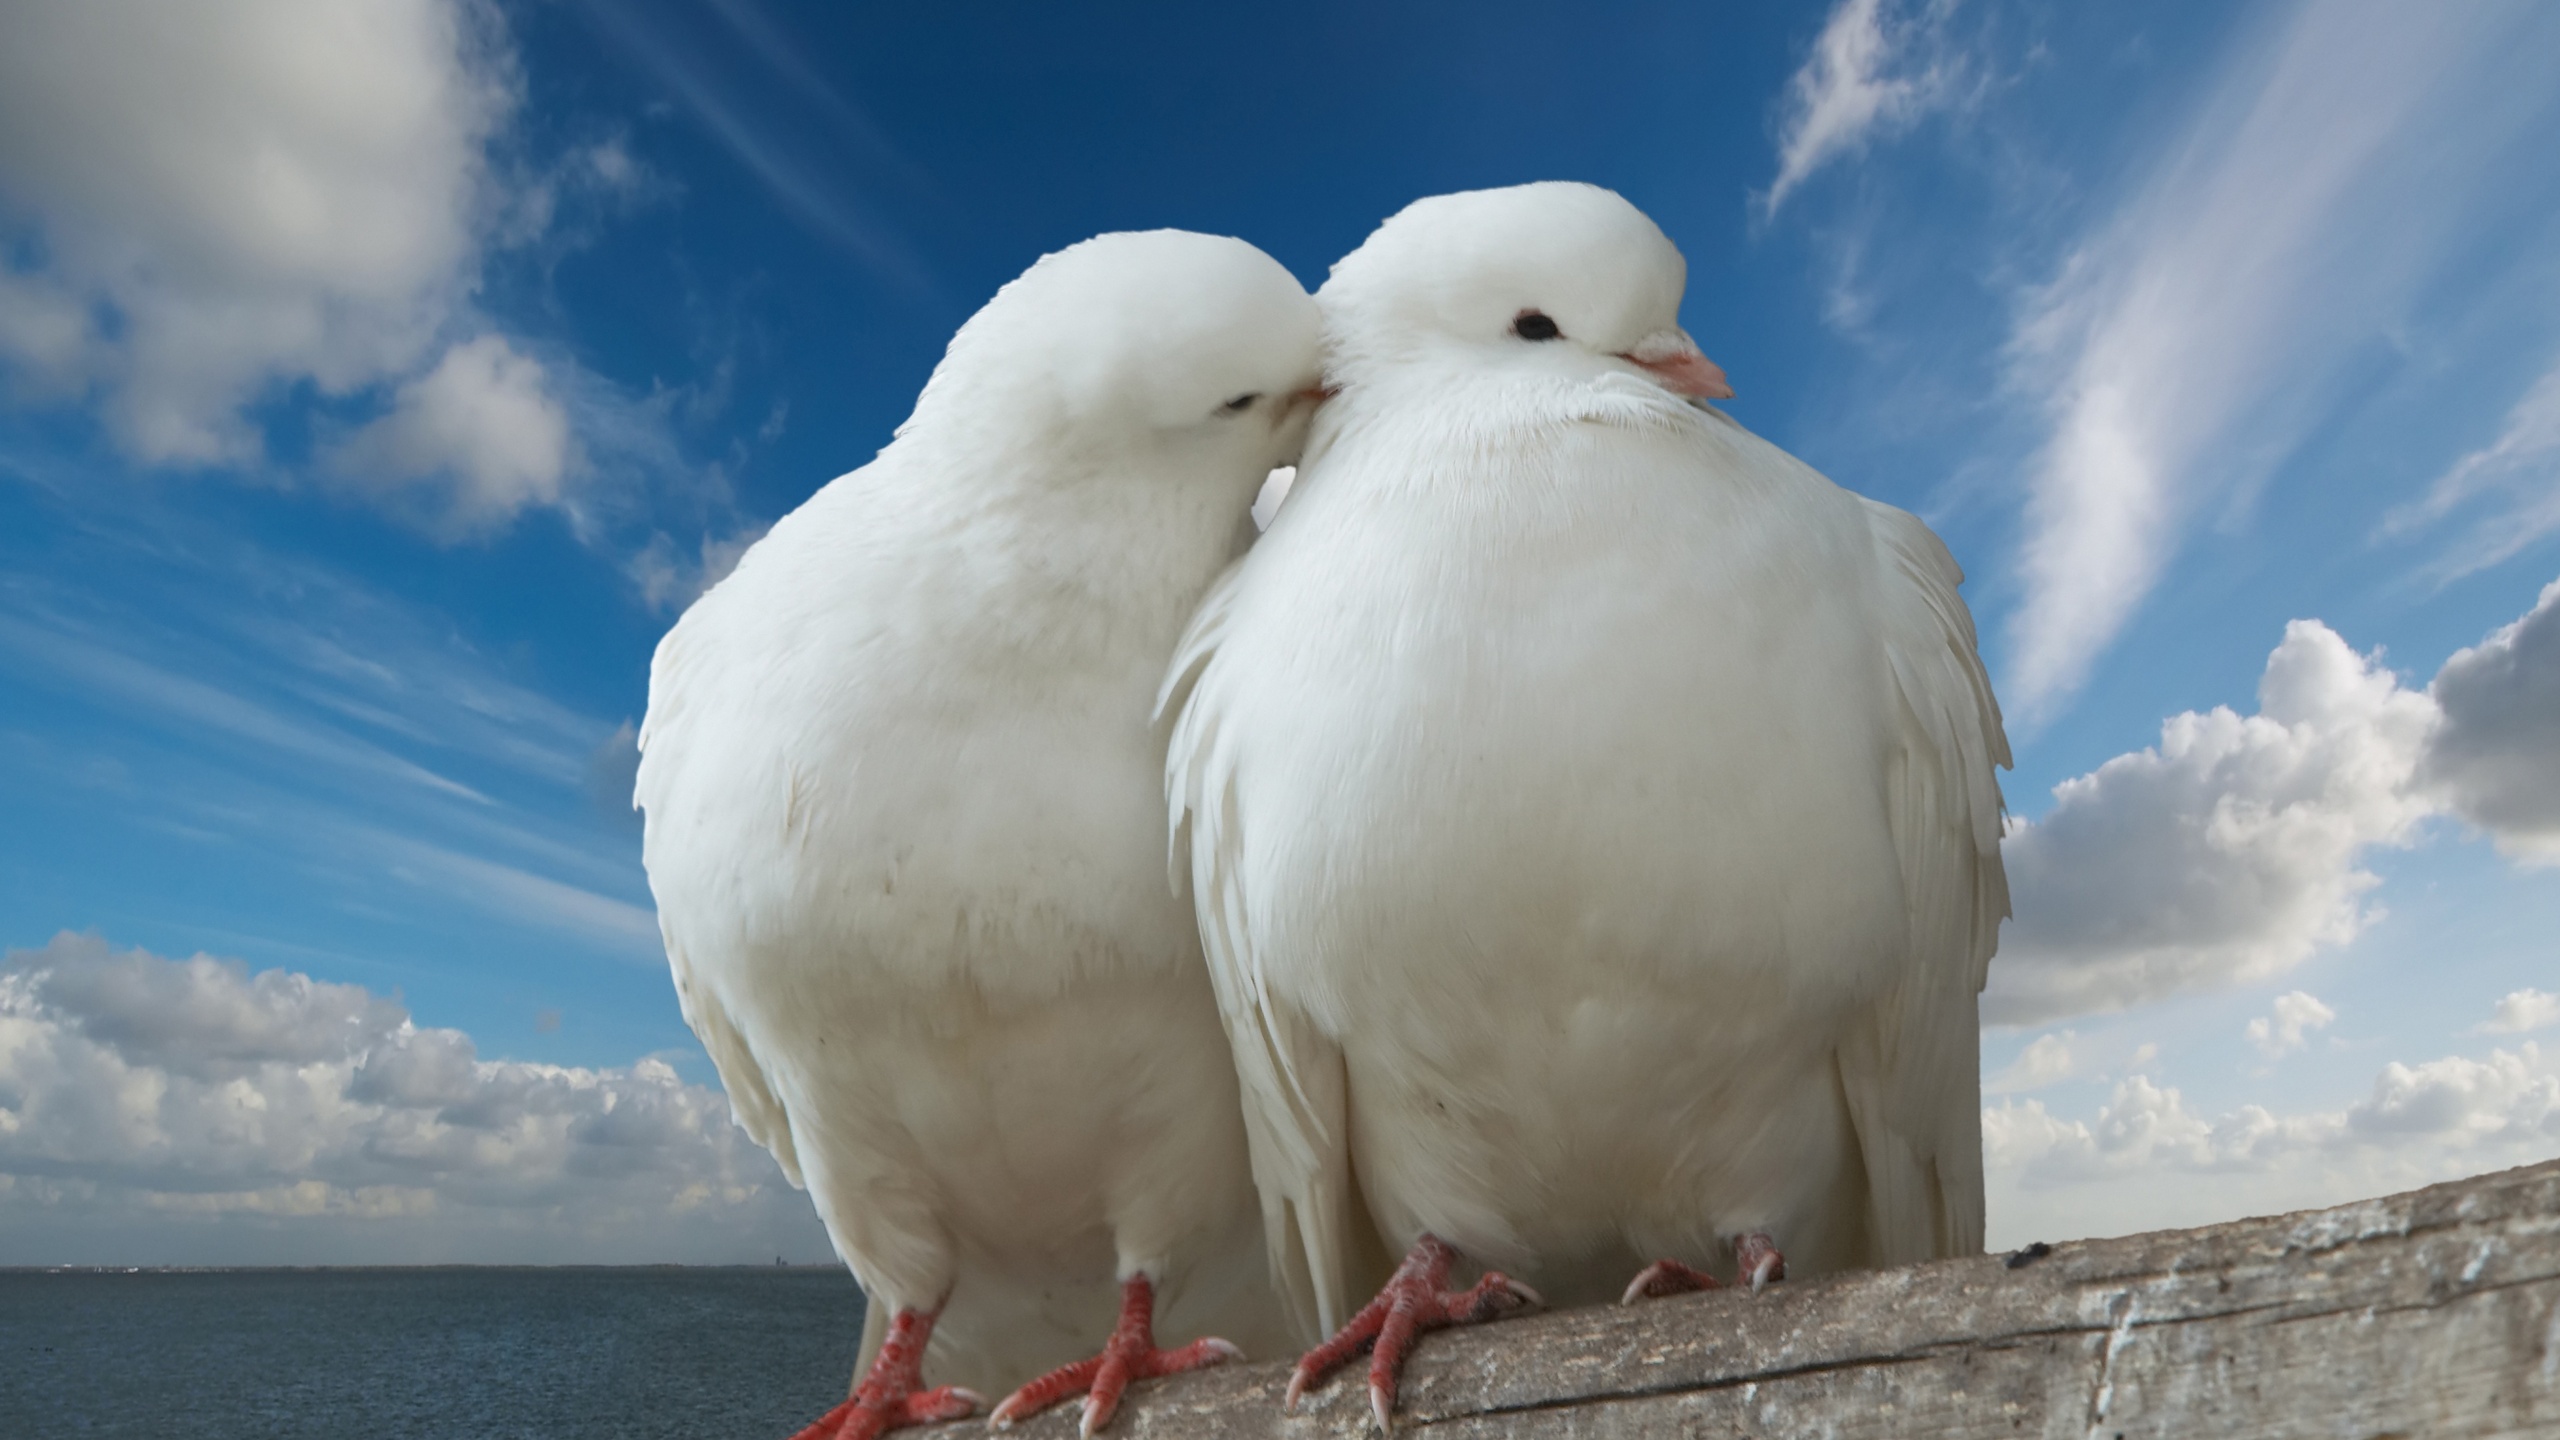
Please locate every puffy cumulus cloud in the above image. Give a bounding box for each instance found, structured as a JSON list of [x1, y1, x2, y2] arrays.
[[1984, 1045, 2560, 1247], [2246, 990, 2337, 1060], [1761, 0, 1964, 218], [1986, 1075, 2300, 1184], [1983, 1031, 2163, 1097], [0, 933, 827, 1263], [326, 334, 575, 536], [0, 0, 735, 563], [1984, 1031, 2082, 1096], [0, 0, 509, 464], [2422, 578, 2560, 864], [2480, 989, 2560, 1037], [1989, 621, 2439, 1024], [1989, 581, 2560, 1028]]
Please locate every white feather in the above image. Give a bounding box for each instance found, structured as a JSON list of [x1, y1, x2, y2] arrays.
[[638, 230, 1318, 1394], [1165, 184, 2009, 1327]]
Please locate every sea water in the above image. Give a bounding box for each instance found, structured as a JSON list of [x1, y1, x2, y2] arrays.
[[1, 1267, 870, 1439]]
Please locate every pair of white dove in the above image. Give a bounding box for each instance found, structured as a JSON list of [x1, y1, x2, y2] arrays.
[[635, 181, 2008, 1440]]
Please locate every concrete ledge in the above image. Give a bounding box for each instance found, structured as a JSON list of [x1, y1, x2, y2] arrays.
[[957, 1157, 2560, 1437]]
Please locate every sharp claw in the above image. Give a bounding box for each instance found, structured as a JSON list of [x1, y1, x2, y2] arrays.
[[1370, 1379, 1395, 1435], [1077, 1395, 1104, 1439], [1618, 1272, 1652, 1306], [1284, 1366, 1311, 1414], [1503, 1277, 1544, 1309], [1203, 1337, 1245, 1362]]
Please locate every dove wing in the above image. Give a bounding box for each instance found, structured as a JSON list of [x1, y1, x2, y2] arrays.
[[1836, 498, 2010, 1263], [1158, 561, 1380, 1341], [637, 612, 803, 1188]]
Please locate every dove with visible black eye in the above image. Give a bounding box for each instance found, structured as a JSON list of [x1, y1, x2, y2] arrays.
[[1164, 181, 2007, 1433]]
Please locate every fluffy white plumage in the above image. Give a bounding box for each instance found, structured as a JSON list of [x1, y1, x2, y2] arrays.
[[1162, 183, 2010, 1341], [635, 230, 1318, 1402]]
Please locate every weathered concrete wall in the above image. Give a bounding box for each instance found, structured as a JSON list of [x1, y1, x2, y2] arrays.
[[960, 1158, 2560, 1437]]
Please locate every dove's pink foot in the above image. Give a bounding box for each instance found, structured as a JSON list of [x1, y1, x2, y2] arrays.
[[1618, 1257, 1722, 1303], [788, 1304, 982, 1440], [1286, 1233, 1541, 1433], [989, 1274, 1242, 1436], [1621, 1232, 1786, 1305], [1733, 1232, 1787, 1292]]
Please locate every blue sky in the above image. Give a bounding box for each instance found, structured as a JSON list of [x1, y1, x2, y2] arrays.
[[2, 0, 2556, 1263]]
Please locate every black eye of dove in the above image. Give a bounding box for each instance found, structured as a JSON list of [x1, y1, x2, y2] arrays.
[[1223, 393, 1260, 412], [1513, 312, 1561, 342]]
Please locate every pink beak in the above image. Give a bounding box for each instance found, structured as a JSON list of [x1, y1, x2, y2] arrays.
[[1618, 331, 1734, 400]]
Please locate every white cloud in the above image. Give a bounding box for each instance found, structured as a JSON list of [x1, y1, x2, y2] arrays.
[[2422, 578, 2560, 864], [2245, 990, 2337, 1059], [2382, 357, 2560, 583], [2480, 989, 2560, 1037], [0, 933, 824, 1263], [0, 0, 509, 464], [0, 0, 743, 564], [1761, 0, 1955, 219], [1985, 1045, 2560, 1247], [1761, 0, 1960, 218], [1984, 1030, 2081, 1095], [1987, 1075, 2303, 1184], [570, 1, 933, 292], [374, 833, 662, 958], [327, 334, 576, 536], [1992, 577, 2560, 1027], [1999, 1, 2550, 724], [627, 521, 771, 614], [0, 610, 494, 807], [1990, 620, 2438, 1024]]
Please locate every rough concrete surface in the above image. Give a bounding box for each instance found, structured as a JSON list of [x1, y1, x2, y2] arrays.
[[930, 1158, 2560, 1438]]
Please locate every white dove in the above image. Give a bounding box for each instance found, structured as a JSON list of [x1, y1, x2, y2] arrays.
[[1161, 182, 2009, 1432], [636, 230, 1320, 1440]]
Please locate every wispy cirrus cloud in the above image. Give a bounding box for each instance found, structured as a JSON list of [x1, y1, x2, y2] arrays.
[[1760, 0, 1965, 220], [0, 491, 659, 967], [0, 611, 497, 807], [374, 834, 663, 959], [2381, 356, 2560, 585], [1998, 0, 2560, 725], [567, 0, 940, 299]]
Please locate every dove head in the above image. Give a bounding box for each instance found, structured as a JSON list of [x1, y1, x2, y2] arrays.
[[907, 229, 1322, 477], [1317, 181, 1731, 403]]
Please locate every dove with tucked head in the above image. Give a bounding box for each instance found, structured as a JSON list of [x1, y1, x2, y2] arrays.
[[1162, 182, 2009, 1432], [638, 229, 1320, 1440]]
